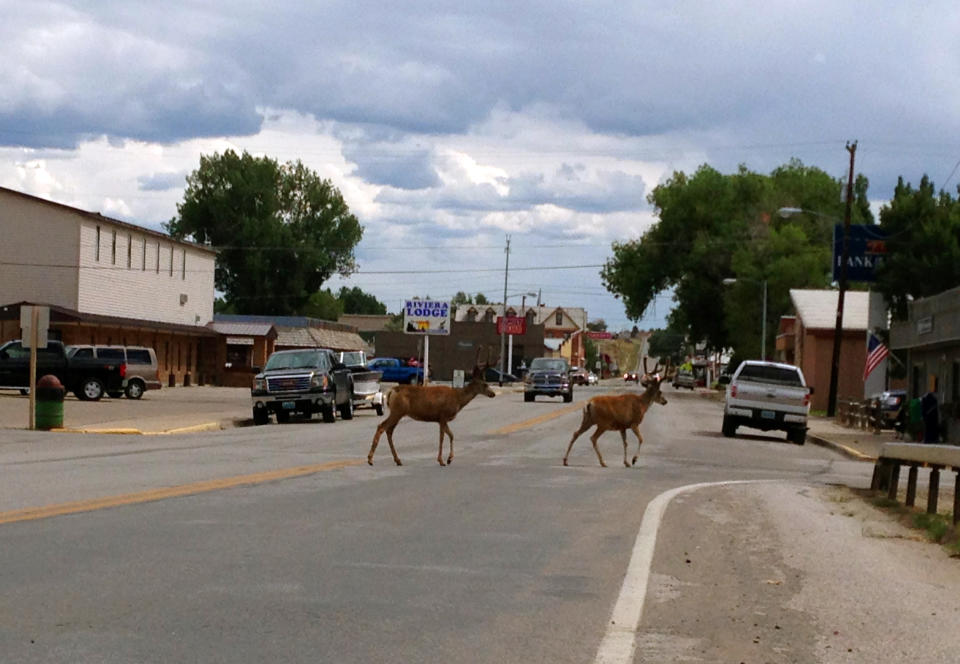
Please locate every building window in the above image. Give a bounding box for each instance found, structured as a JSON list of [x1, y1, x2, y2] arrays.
[[111, 230, 117, 265], [555, 311, 563, 325], [169, 245, 174, 276], [484, 309, 495, 323], [466, 308, 477, 322], [127, 235, 132, 268], [95, 225, 101, 261], [182, 249, 186, 279]]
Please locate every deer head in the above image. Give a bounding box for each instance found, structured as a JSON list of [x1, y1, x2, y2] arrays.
[[468, 345, 497, 398]]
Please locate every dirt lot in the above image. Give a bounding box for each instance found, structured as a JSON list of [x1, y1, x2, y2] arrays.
[[0, 386, 252, 433]]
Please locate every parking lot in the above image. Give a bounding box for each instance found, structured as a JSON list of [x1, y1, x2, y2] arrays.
[[0, 386, 253, 433]]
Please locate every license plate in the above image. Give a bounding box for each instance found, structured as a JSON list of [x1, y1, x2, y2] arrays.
[[282, 401, 295, 410], [761, 410, 775, 419]]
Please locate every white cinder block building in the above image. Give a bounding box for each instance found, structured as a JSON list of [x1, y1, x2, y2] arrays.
[[0, 186, 215, 326]]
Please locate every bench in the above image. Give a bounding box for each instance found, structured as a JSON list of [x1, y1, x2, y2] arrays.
[[870, 443, 960, 524]]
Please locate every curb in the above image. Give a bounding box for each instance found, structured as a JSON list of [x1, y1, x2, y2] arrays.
[[50, 421, 225, 436], [807, 434, 876, 462]]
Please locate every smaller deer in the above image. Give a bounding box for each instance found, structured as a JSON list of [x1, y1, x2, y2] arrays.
[[368, 347, 496, 467], [563, 358, 671, 468]]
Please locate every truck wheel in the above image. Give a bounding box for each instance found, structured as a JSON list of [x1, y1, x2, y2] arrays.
[[722, 415, 736, 438], [339, 400, 354, 420], [275, 410, 290, 424], [563, 390, 573, 403], [321, 403, 336, 423], [375, 403, 384, 416], [125, 380, 145, 399], [524, 393, 534, 403], [789, 428, 806, 445], [78, 377, 104, 401], [253, 408, 269, 425]]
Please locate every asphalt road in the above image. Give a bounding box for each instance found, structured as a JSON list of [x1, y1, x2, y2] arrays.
[[1, 384, 958, 663]]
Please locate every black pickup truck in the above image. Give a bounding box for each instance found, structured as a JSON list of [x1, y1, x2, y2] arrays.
[[251, 348, 354, 424], [0, 340, 126, 401]]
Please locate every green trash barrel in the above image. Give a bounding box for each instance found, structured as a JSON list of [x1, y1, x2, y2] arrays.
[[35, 374, 65, 430]]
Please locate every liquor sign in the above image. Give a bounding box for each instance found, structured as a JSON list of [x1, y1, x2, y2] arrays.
[[403, 300, 450, 335], [833, 224, 888, 283], [496, 316, 526, 335], [587, 331, 613, 340]]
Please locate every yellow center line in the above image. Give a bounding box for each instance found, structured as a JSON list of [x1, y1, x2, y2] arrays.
[[489, 401, 585, 435], [0, 458, 364, 526]]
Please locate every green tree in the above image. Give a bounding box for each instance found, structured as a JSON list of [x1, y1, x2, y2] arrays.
[[587, 319, 607, 332], [338, 286, 387, 315], [584, 335, 598, 371], [875, 175, 960, 320], [166, 150, 363, 315], [302, 288, 343, 320], [602, 160, 869, 355], [647, 327, 687, 365], [474, 293, 489, 305]]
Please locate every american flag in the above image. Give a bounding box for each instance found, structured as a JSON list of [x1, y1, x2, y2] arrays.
[[863, 332, 890, 380]]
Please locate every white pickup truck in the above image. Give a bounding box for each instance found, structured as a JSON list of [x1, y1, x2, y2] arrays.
[[722, 360, 812, 445]]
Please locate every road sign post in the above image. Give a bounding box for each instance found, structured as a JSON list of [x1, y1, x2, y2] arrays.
[[20, 306, 50, 430]]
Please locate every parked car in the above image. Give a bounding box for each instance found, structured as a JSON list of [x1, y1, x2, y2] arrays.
[[722, 360, 811, 445], [251, 348, 353, 425], [0, 339, 126, 401], [672, 369, 696, 390], [587, 371, 598, 385], [870, 389, 906, 427], [570, 366, 590, 385], [623, 371, 639, 383], [484, 367, 520, 384], [524, 357, 573, 402], [67, 345, 161, 399]]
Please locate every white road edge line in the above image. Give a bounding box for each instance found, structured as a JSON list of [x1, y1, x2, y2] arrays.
[[594, 480, 766, 664]]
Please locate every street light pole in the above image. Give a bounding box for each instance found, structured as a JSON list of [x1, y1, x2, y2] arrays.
[[499, 235, 510, 386], [761, 278, 767, 360]]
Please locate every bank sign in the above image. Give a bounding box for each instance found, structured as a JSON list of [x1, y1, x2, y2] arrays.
[[833, 224, 888, 283], [403, 300, 451, 335]]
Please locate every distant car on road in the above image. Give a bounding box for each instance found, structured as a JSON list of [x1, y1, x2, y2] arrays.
[[623, 371, 639, 383], [570, 366, 590, 385], [524, 357, 573, 402], [587, 371, 598, 385], [672, 369, 695, 390]]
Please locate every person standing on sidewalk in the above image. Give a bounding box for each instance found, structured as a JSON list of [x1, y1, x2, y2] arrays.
[[921, 383, 940, 444]]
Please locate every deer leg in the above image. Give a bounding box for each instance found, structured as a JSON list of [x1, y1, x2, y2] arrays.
[[369, 414, 402, 465], [620, 429, 630, 467], [440, 422, 453, 466], [630, 425, 644, 466], [436, 423, 447, 466], [382, 421, 404, 465], [590, 428, 608, 467], [563, 410, 594, 466]]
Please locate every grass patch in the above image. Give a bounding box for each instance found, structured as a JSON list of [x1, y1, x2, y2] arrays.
[[809, 409, 827, 418], [913, 512, 951, 542]]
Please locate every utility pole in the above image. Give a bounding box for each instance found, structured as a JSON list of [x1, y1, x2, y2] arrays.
[[499, 235, 510, 386], [827, 141, 857, 418]]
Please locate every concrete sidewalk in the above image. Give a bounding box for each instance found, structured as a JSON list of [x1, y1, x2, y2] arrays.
[[805, 415, 899, 461]]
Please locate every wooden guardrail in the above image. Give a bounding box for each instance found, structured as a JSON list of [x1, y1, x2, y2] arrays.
[[870, 443, 960, 524]]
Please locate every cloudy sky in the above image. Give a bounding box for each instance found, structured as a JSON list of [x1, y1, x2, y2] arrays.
[[3, 2, 959, 331]]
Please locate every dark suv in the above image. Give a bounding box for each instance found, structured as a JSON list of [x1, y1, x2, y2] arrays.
[[524, 357, 573, 402]]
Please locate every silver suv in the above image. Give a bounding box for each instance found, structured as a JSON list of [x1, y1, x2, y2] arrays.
[[67, 345, 161, 399]]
